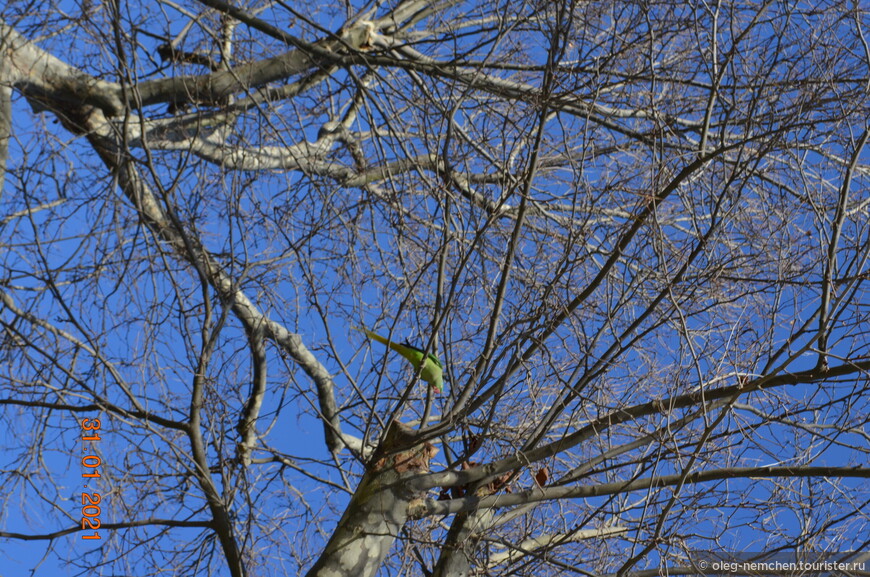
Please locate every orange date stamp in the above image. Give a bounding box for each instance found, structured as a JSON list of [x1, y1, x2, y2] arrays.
[[80, 417, 102, 540]]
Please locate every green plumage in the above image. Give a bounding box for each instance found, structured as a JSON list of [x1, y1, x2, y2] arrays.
[[352, 326, 444, 393]]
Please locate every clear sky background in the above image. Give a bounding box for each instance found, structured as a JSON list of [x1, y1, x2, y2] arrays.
[[1, 1, 869, 576]]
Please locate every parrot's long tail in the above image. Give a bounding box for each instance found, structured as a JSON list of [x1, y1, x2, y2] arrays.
[[350, 325, 391, 348]]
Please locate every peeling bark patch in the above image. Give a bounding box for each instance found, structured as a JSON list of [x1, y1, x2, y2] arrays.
[[372, 442, 437, 474], [394, 442, 437, 474]]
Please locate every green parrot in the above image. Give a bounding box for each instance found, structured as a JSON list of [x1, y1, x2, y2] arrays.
[[352, 326, 444, 393]]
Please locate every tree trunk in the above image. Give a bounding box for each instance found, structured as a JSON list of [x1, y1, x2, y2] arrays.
[[306, 431, 437, 577]]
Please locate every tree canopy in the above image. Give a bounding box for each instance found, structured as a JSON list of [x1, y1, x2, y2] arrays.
[[1, 1, 869, 576]]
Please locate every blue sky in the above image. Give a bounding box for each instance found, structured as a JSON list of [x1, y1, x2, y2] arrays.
[[1, 1, 869, 575]]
